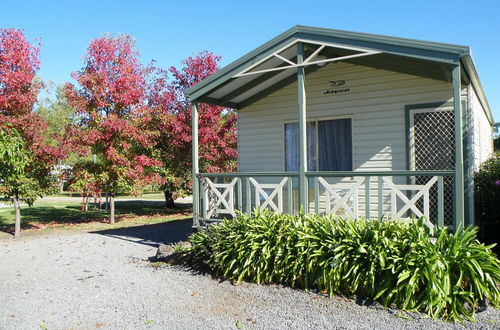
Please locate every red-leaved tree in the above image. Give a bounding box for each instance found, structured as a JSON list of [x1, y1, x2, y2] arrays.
[[149, 51, 237, 207], [64, 34, 162, 223], [0, 29, 64, 237]]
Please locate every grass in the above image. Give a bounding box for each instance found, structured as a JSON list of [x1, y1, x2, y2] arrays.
[[0, 194, 191, 235]]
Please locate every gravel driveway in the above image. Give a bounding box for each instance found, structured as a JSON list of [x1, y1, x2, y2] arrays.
[[1, 220, 498, 330]]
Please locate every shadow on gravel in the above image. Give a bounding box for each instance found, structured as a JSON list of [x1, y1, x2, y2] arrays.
[[89, 218, 194, 248]]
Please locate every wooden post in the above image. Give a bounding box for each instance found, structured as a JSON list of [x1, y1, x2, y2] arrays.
[[452, 65, 464, 229], [192, 102, 200, 227], [297, 42, 308, 212]]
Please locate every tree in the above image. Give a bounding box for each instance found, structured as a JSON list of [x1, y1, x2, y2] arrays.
[[0, 29, 62, 237], [0, 128, 30, 236], [64, 34, 162, 223], [150, 51, 237, 207], [36, 82, 77, 145]]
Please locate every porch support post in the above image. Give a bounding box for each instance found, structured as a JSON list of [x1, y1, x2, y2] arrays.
[[452, 64, 464, 229], [297, 42, 308, 212], [192, 101, 200, 227]]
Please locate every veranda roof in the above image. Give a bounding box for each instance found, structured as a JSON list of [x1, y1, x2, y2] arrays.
[[185, 25, 492, 124]]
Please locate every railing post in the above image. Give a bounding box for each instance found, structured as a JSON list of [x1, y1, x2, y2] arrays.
[[297, 42, 308, 212], [287, 176, 293, 214], [191, 101, 200, 227], [201, 177, 207, 220], [365, 176, 371, 219], [378, 176, 384, 218], [438, 176, 444, 227], [314, 176, 320, 214], [245, 176, 251, 216], [237, 177, 242, 211], [452, 64, 465, 229]]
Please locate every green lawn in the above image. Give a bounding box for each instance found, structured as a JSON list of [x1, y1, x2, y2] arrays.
[[0, 194, 191, 234], [49, 191, 165, 199]]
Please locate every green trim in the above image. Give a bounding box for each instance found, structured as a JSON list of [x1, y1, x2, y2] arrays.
[[462, 98, 473, 227], [297, 42, 308, 211], [191, 102, 200, 227], [462, 55, 494, 125], [185, 25, 492, 129], [240, 73, 296, 109], [187, 34, 297, 100], [198, 170, 454, 178], [198, 96, 239, 109], [452, 65, 465, 229], [294, 31, 462, 64], [218, 68, 291, 104], [186, 25, 470, 100], [239, 64, 321, 109]]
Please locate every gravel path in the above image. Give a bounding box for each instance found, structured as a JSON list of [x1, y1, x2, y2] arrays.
[[1, 220, 498, 330]]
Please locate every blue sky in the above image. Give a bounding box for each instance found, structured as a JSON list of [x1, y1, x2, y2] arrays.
[[1, 0, 499, 120]]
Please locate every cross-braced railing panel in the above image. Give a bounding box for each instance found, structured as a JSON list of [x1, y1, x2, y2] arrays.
[[202, 177, 239, 218], [196, 171, 455, 228], [249, 177, 288, 213], [383, 176, 438, 228], [316, 177, 364, 218]]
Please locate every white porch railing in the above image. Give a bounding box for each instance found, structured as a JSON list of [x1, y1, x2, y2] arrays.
[[196, 170, 455, 228]]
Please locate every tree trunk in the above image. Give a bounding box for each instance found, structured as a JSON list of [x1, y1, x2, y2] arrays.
[[164, 190, 176, 208], [109, 194, 115, 224], [13, 195, 21, 238]]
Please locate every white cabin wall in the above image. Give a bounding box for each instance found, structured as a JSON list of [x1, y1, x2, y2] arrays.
[[237, 62, 453, 173], [470, 86, 493, 171], [237, 62, 455, 216]]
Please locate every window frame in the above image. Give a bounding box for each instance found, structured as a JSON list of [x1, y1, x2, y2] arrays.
[[282, 115, 354, 172]]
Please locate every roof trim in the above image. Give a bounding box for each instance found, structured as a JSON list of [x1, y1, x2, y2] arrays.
[[461, 54, 494, 125], [186, 25, 492, 123], [186, 25, 471, 100]]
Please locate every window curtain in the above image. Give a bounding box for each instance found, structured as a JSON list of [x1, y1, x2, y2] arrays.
[[285, 122, 317, 171], [285, 123, 299, 171], [318, 119, 352, 171]]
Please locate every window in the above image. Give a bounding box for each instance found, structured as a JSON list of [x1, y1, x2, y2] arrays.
[[285, 118, 352, 171]]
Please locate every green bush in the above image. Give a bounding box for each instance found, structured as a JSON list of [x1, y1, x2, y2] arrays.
[[187, 210, 500, 321], [474, 155, 500, 254]]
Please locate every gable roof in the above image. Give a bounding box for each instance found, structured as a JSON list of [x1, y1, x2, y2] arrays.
[[186, 25, 493, 124]]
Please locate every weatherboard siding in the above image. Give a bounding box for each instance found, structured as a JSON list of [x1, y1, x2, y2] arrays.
[[470, 86, 493, 171], [236, 62, 456, 215], [237, 62, 453, 174]]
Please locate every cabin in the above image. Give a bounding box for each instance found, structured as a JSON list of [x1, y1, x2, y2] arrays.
[[186, 26, 494, 229]]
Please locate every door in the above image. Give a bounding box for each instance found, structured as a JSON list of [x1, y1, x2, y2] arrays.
[[410, 107, 455, 226]]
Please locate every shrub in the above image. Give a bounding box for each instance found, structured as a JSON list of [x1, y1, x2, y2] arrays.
[[187, 210, 500, 321], [474, 155, 500, 254]]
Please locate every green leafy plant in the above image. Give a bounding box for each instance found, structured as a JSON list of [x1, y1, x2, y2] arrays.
[[474, 155, 500, 254], [187, 210, 500, 322]]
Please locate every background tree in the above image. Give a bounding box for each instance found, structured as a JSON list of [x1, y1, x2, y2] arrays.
[[36, 82, 80, 192], [150, 51, 237, 208], [36, 82, 77, 145], [0, 29, 63, 237], [64, 34, 162, 223]]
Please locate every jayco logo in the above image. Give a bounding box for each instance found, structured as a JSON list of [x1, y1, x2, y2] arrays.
[[330, 80, 346, 87], [324, 80, 350, 95]]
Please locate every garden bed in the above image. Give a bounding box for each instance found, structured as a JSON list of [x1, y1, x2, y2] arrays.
[[184, 211, 500, 322]]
